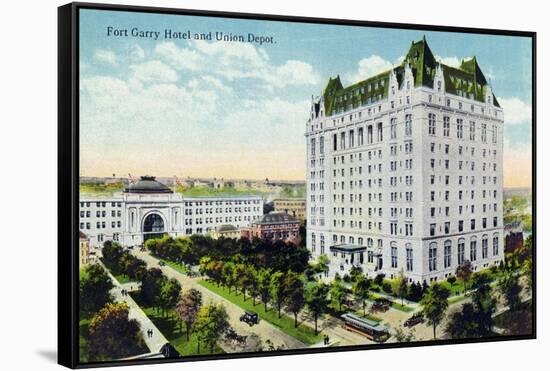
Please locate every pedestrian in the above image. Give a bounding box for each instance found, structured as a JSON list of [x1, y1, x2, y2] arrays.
[[326, 335, 330, 345]]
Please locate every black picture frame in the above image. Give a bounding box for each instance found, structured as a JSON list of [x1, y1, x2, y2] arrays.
[[58, 2, 537, 368]]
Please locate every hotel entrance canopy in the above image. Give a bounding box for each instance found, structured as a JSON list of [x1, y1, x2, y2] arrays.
[[329, 244, 366, 254]]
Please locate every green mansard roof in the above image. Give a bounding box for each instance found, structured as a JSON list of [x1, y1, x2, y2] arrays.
[[322, 37, 499, 116]]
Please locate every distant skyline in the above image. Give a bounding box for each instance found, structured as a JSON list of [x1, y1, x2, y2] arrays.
[[80, 9, 533, 187]]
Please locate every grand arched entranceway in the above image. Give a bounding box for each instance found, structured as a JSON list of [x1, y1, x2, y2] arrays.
[[143, 213, 165, 242]]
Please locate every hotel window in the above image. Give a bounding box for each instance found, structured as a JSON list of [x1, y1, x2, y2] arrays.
[[429, 243, 437, 272], [311, 233, 316, 252], [444, 240, 452, 268], [333, 134, 337, 151], [443, 116, 450, 136], [358, 128, 364, 145], [340, 132, 346, 149], [493, 234, 499, 256], [349, 130, 355, 147], [470, 237, 477, 261], [444, 222, 450, 234], [377, 122, 383, 141], [481, 123, 487, 143], [405, 114, 412, 136], [459, 220, 464, 232], [458, 238, 465, 265], [430, 223, 436, 236], [471, 219, 476, 230], [428, 113, 436, 135], [406, 244, 413, 271], [482, 236, 488, 259], [457, 118, 464, 139], [319, 136, 324, 154], [390, 118, 397, 139], [391, 242, 398, 268]]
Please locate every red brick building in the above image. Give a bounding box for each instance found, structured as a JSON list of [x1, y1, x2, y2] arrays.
[[241, 212, 300, 243]]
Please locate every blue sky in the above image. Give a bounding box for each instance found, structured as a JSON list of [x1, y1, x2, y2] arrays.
[[79, 8, 533, 185]]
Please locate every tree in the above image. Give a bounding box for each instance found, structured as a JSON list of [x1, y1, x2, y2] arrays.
[[222, 262, 236, 293], [257, 269, 272, 312], [455, 260, 473, 293], [160, 278, 182, 317], [393, 269, 409, 306], [394, 325, 416, 342], [238, 265, 256, 302], [374, 273, 385, 286], [349, 266, 363, 283], [420, 283, 450, 340], [140, 268, 166, 308], [352, 275, 371, 315], [499, 270, 522, 312], [446, 274, 497, 340], [79, 264, 114, 315], [469, 273, 496, 336], [88, 302, 145, 361], [194, 304, 229, 354], [284, 272, 305, 327], [175, 288, 203, 340], [102, 241, 124, 271], [270, 271, 286, 318], [316, 255, 330, 278], [305, 282, 329, 335], [247, 266, 261, 306], [330, 279, 347, 312], [446, 275, 457, 288], [407, 282, 423, 302]]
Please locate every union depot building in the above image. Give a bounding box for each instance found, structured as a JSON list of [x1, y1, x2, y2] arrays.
[[79, 176, 263, 248], [305, 38, 505, 283]]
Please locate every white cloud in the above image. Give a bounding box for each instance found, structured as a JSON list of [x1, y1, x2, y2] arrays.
[[94, 49, 117, 65], [154, 40, 318, 88], [131, 45, 145, 60], [346, 55, 403, 84], [499, 97, 531, 125], [129, 60, 179, 83], [435, 55, 462, 68]]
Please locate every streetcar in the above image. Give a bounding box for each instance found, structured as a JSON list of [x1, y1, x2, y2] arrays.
[[341, 313, 390, 343]]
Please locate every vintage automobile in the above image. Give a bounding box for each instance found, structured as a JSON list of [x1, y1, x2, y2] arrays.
[[371, 298, 391, 312], [239, 311, 259, 326], [404, 313, 425, 327]]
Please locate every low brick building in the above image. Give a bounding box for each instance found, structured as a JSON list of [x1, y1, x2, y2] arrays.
[[241, 212, 300, 243]]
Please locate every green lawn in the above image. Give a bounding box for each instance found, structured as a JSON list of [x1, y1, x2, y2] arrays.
[[199, 279, 323, 345], [132, 293, 223, 356], [155, 257, 190, 275]]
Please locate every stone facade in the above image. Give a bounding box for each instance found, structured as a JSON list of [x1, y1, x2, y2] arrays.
[[305, 39, 504, 283]]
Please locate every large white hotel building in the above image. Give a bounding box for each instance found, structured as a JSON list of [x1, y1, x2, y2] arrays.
[[306, 38, 504, 283], [79, 176, 263, 248]]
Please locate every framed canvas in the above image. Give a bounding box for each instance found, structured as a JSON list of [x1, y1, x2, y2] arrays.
[[58, 2, 536, 368]]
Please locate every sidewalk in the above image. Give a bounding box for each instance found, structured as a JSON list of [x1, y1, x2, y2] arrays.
[[98, 260, 168, 353]]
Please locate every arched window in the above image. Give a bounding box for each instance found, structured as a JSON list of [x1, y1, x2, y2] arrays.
[[444, 240, 452, 268], [429, 242, 437, 271], [458, 238, 465, 265], [493, 233, 499, 256], [470, 236, 478, 261], [311, 233, 316, 253], [367, 238, 373, 249], [405, 243, 413, 272], [482, 234, 489, 259], [391, 241, 398, 268]]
